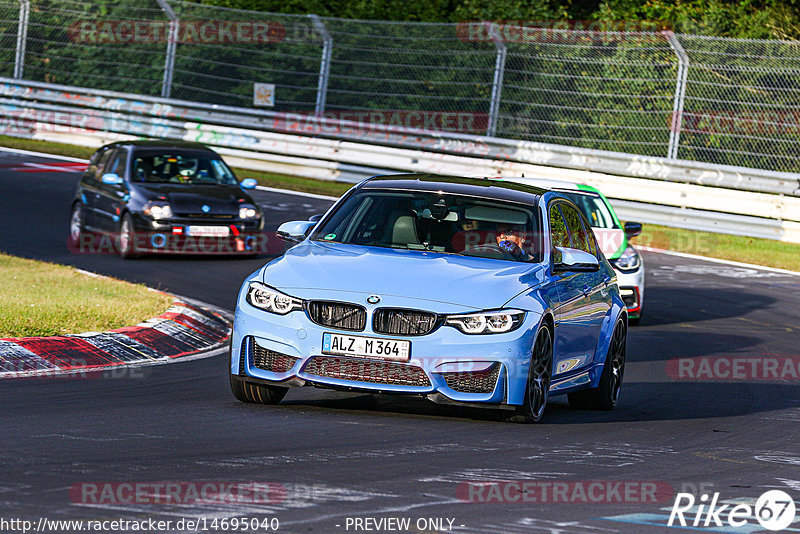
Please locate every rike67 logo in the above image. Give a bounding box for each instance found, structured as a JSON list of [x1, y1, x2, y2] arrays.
[[669, 490, 797, 531]]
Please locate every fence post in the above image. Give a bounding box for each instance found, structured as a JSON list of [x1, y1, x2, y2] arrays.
[[665, 31, 689, 160], [486, 23, 506, 137], [14, 0, 29, 79], [155, 0, 178, 99], [309, 15, 332, 117]]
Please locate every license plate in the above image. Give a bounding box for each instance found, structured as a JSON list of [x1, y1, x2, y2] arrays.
[[322, 333, 410, 362], [186, 225, 230, 237]]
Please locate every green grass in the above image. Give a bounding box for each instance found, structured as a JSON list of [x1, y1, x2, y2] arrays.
[[0, 253, 174, 338], [635, 224, 800, 272], [0, 135, 96, 160], [1, 135, 798, 272]]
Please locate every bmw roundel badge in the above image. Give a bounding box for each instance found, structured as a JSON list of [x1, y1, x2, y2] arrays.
[[367, 295, 381, 304], [201, 204, 210, 213]]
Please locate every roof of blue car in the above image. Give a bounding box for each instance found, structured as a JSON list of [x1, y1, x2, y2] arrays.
[[361, 174, 547, 204]]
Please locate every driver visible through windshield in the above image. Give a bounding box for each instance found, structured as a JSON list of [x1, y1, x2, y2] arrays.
[[131, 151, 238, 185], [312, 190, 541, 263]]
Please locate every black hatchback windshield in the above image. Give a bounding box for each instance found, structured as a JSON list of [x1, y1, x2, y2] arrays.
[[131, 151, 238, 185], [312, 190, 542, 262]]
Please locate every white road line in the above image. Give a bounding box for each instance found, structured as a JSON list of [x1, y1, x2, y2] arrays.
[[0, 146, 89, 163], [255, 185, 339, 201], [0, 147, 341, 200], [640, 246, 800, 276]]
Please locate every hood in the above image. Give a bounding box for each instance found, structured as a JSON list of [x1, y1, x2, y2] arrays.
[[592, 228, 626, 259], [261, 241, 545, 310], [135, 183, 252, 216]]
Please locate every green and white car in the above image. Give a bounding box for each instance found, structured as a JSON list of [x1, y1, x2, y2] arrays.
[[509, 178, 645, 325]]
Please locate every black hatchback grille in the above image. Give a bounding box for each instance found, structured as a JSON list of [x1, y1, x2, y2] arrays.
[[303, 356, 431, 387], [440, 362, 502, 394], [178, 213, 235, 219], [307, 301, 366, 331], [251, 340, 299, 373], [373, 308, 439, 336]]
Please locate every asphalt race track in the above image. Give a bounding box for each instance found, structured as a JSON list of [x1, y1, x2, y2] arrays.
[[1, 149, 799, 534]]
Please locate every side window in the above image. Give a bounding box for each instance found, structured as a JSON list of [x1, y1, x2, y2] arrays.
[[95, 149, 114, 178], [89, 147, 107, 165], [106, 151, 126, 179], [580, 215, 599, 256], [560, 203, 593, 254], [549, 203, 570, 249]]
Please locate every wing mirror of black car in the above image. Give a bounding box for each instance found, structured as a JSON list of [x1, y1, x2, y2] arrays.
[[101, 173, 124, 186], [240, 178, 258, 190], [553, 246, 600, 273], [624, 221, 643, 238], [276, 221, 316, 243], [308, 214, 323, 223]]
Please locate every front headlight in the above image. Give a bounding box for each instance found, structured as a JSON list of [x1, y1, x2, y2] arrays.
[[239, 204, 259, 219], [445, 310, 525, 335], [245, 282, 303, 315], [143, 201, 173, 219], [610, 246, 641, 273]]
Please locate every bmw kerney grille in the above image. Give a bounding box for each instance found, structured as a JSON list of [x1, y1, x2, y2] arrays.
[[307, 301, 366, 331], [252, 340, 299, 373], [303, 356, 431, 387], [373, 308, 439, 336], [440, 362, 502, 394]]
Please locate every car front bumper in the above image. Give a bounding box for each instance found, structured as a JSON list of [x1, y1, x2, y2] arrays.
[[130, 214, 266, 254], [614, 264, 645, 317], [230, 292, 545, 407]]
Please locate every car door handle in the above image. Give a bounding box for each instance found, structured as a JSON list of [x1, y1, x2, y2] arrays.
[[603, 276, 611, 287], [582, 285, 591, 297]]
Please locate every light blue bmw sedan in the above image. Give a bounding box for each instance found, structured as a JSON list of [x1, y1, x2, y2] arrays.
[[229, 175, 628, 423]]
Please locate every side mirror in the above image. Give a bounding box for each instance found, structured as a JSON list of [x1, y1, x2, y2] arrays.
[[553, 247, 600, 273], [624, 221, 642, 238], [240, 178, 258, 190], [277, 220, 316, 243], [101, 173, 123, 186], [308, 214, 324, 223]]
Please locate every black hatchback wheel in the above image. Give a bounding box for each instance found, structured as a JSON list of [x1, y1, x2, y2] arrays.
[[511, 325, 553, 424], [118, 213, 139, 259], [568, 318, 626, 410], [68, 203, 84, 245]]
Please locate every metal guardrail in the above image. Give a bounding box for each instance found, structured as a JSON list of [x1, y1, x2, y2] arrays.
[[3, 0, 800, 172], [2, 77, 799, 197], [1, 77, 799, 243]]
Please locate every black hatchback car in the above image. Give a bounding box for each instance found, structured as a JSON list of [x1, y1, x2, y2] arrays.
[[69, 140, 264, 258]]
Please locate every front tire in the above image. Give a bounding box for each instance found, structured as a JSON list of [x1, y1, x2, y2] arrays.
[[229, 350, 288, 404], [118, 213, 139, 259], [510, 325, 553, 424], [68, 202, 85, 246], [568, 318, 626, 410]]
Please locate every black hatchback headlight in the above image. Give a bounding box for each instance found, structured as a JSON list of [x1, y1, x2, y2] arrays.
[[239, 204, 260, 219]]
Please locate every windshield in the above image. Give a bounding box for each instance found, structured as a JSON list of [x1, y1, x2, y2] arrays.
[[131, 151, 238, 185], [558, 191, 618, 229], [312, 190, 542, 263]]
